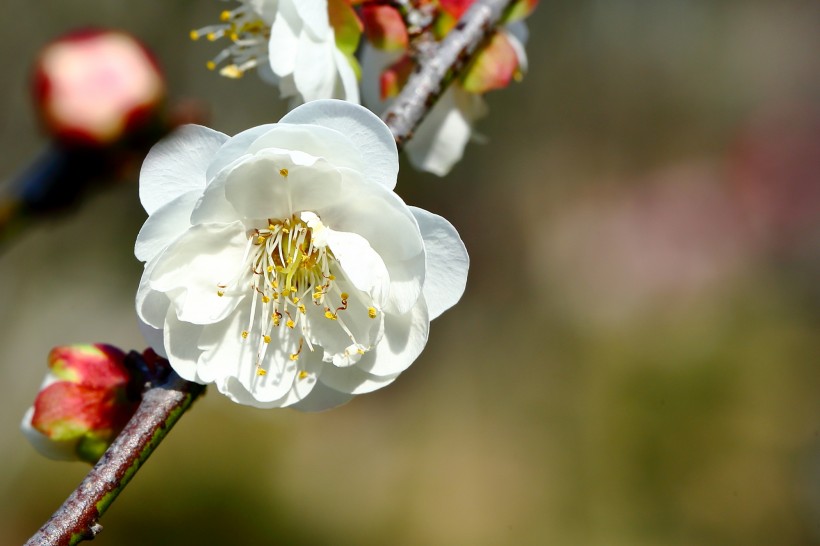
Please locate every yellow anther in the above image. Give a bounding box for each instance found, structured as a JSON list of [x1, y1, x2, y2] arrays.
[[220, 65, 243, 79], [206, 32, 218, 41], [229, 32, 239, 41], [289, 353, 300, 361], [256, 367, 267, 376], [312, 292, 323, 299], [286, 319, 295, 329], [263, 335, 271, 344], [357, 348, 365, 355], [268, 223, 276, 231], [298, 370, 309, 380], [290, 287, 297, 293], [298, 304, 306, 314], [267, 265, 273, 273], [292, 296, 300, 303], [220, 10, 232, 21], [189, 30, 200, 41], [261, 295, 270, 303], [325, 310, 337, 320], [279, 168, 289, 177], [272, 314, 281, 326], [327, 275, 336, 281], [272, 292, 279, 300], [368, 307, 378, 319], [206, 60, 216, 71], [340, 292, 349, 301], [256, 236, 266, 245], [241, 331, 249, 339], [217, 290, 225, 297]]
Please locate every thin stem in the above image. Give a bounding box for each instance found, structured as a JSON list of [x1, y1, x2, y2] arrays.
[[382, 0, 518, 149], [25, 369, 205, 546]]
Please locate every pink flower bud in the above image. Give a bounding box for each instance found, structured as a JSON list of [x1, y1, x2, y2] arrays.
[[21, 344, 139, 464], [32, 29, 166, 147]]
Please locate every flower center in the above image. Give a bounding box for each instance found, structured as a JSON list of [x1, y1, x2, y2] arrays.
[[218, 211, 378, 377], [190, 3, 269, 79]]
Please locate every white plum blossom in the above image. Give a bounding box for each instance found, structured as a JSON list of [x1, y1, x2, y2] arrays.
[[135, 100, 468, 410], [193, 0, 359, 104]]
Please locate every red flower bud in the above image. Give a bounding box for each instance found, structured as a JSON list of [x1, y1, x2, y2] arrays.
[[21, 344, 139, 464]]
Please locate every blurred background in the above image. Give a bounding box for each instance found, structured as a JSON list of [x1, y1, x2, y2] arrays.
[[1, 0, 819, 544]]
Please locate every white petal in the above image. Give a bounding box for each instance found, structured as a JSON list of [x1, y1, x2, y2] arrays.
[[134, 190, 199, 262], [150, 222, 248, 325], [357, 297, 430, 377], [205, 124, 278, 182], [20, 407, 79, 461], [326, 229, 390, 307], [136, 258, 172, 329], [268, 5, 299, 78], [162, 310, 206, 383], [290, 0, 330, 39], [333, 47, 360, 103], [140, 125, 228, 214], [280, 100, 398, 191], [318, 365, 400, 395], [318, 170, 425, 313], [294, 34, 338, 102], [289, 380, 354, 412], [246, 123, 363, 175], [410, 207, 469, 320], [304, 280, 384, 360], [137, 318, 166, 358], [223, 150, 343, 220], [405, 87, 487, 176]]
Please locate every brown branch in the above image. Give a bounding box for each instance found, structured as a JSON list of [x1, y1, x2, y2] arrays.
[[25, 367, 205, 546], [382, 0, 517, 149]]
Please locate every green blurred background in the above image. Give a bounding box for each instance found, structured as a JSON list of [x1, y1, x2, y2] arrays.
[[1, 0, 819, 544]]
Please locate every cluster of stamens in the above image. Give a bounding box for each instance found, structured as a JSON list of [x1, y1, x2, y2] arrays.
[[190, 2, 269, 79], [218, 207, 378, 378]]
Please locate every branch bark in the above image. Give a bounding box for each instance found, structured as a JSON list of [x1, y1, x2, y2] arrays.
[[382, 0, 517, 148], [25, 369, 205, 546]]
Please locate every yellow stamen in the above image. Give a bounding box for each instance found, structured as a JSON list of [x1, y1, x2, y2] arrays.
[[220, 65, 243, 79], [368, 307, 378, 319]]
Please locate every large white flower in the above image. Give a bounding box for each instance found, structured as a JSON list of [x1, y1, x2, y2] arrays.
[[135, 100, 468, 410], [194, 0, 359, 104]]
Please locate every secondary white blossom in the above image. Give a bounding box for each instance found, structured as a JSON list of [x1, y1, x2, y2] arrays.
[[360, 22, 529, 176], [135, 100, 468, 410], [194, 0, 359, 104]]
